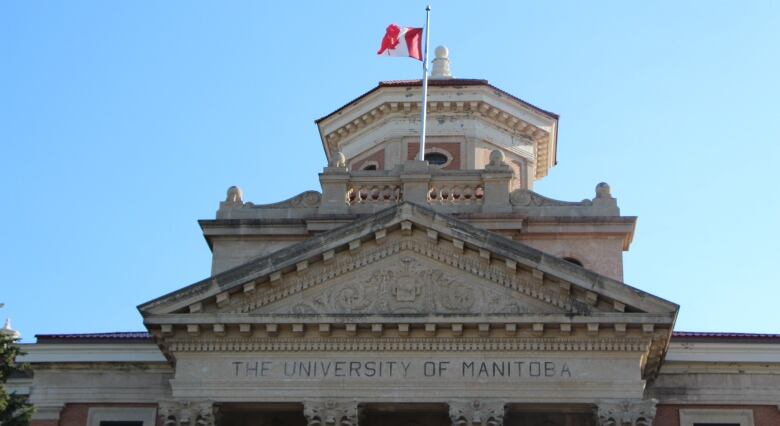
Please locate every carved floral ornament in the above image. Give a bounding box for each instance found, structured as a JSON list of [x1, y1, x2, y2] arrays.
[[596, 399, 657, 426], [449, 400, 506, 426], [303, 400, 358, 426], [158, 401, 216, 426], [234, 236, 578, 316]]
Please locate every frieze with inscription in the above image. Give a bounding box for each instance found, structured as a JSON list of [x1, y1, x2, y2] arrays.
[[230, 359, 573, 380]]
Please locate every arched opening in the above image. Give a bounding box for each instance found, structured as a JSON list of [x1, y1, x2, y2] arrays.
[[362, 164, 377, 171], [424, 152, 448, 166], [563, 257, 583, 267]]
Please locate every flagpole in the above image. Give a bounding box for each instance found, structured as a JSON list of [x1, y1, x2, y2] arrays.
[[418, 5, 431, 161]]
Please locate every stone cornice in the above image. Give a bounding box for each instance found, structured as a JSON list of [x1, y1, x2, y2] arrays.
[[162, 336, 653, 354]]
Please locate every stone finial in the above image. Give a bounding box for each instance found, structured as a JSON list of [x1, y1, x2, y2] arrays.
[[1, 318, 20, 339], [430, 45, 453, 79], [488, 149, 506, 167], [595, 182, 612, 199], [225, 186, 244, 205], [329, 152, 347, 168], [596, 399, 657, 426]]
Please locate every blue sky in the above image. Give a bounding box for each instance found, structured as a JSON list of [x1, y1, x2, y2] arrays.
[[1, 1, 778, 341]]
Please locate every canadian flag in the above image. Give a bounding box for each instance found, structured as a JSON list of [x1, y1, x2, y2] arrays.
[[377, 24, 423, 61]]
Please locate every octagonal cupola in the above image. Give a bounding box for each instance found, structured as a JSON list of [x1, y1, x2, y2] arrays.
[[315, 47, 559, 189]]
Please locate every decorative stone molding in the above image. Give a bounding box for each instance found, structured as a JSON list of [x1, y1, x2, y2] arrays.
[[165, 336, 651, 353], [30, 403, 64, 421], [509, 189, 592, 207], [303, 399, 359, 426], [235, 237, 577, 315], [596, 399, 657, 426], [448, 399, 505, 426], [158, 401, 216, 426]]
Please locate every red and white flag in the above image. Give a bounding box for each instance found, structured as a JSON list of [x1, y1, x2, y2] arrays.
[[377, 24, 423, 61]]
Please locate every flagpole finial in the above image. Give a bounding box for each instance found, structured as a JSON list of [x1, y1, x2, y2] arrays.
[[426, 5, 431, 11], [430, 45, 452, 79]]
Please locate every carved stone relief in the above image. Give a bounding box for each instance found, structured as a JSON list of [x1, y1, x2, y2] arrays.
[[158, 401, 216, 426], [448, 400, 505, 426], [303, 400, 359, 426], [596, 399, 656, 426], [258, 254, 562, 315]]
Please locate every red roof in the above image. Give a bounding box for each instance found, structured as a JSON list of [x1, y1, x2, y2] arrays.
[[315, 79, 559, 124], [35, 331, 780, 344], [672, 331, 780, 342], [36, 332, 152, 343]]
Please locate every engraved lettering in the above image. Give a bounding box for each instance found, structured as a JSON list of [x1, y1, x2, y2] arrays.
[[529, 361, 541, 377], [349, 361, 361, 377], [544, 361, 555, 377], [334, 361, 346, 377], [463, 361, 475, 376], [401, 361, 411, 377], [561, 362, 571, 377]]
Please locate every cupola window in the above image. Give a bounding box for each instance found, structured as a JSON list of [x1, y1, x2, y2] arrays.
[[424, 152, 448, 166]]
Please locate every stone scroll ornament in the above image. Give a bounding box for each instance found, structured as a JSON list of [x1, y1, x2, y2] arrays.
[[596, 399, 657, 426], [448, 400, 506, 426], [303, 400, 359, 426], [158, 401, 216, 426]]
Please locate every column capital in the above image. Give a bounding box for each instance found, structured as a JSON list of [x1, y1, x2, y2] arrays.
[[303, 399, 359, 426], [595, 399, 657, 426], [448, 399, 506, 426], [158, 400, 216, 426]]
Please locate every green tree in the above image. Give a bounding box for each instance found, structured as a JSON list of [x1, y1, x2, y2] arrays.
[[1, 327, 34, 426]]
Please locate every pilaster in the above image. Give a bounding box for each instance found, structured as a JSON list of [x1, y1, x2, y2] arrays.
[[448, 399, 506, 426], [595, 399, 657, 426], [303, 399, 359, 426]]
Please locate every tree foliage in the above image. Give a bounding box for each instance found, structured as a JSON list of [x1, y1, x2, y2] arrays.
[[0, 333, 34, 426]]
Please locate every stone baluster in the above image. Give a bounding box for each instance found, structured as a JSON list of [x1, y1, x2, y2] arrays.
[[319, 152, 350, 214], [158, 401, 217, 426], [448, 399, 506, 426], [595, 399, 657, 426], [481, 150, 513, 213], [303, 399, 359, 426]]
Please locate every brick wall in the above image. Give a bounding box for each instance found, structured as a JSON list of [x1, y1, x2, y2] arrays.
[[41, 403, 161, 426]]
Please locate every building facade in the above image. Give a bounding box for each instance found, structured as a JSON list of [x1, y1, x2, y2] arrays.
[[12, 50, 780, 426]]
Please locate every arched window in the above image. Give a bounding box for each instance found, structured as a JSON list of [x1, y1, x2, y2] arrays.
[[424, 152, 448, 166], [563, 257, 583, 267], [362, 164, 377, 171]]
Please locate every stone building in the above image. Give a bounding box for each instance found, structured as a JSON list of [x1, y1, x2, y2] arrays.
[[11, 49, 780, 426]]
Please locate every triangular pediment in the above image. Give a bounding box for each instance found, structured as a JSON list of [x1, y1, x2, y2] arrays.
[[245, 244, 570, 316], [139, 202, 676, 318]]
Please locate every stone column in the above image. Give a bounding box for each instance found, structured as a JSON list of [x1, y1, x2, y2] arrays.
[[448, 400, 506, 426], [158, 401, 217, 426], [595, 399, 657, 426], [303, 399, 359, 426]]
